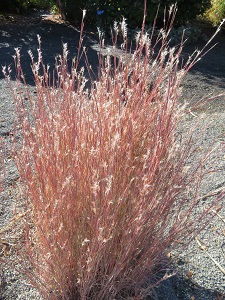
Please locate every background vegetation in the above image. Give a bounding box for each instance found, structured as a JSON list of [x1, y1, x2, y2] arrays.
[[1, 0, 222, 28], [204, 0, 225, 25], [84, 0, 211, 27]]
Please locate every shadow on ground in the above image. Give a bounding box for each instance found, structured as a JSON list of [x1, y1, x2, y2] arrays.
[[0, 10, 101, 86], [182, 26, 225, 90]]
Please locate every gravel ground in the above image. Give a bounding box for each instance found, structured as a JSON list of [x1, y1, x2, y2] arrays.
[[0, 10, 225, 300]]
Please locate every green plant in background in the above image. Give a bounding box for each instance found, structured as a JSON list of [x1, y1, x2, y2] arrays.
[[29, 0, 59, 14], [0, 0, 57, 13], [204, 0, 225, 25], [0, 0, 29, 13], [86, 0, 146, 29], [0, 0, 212, 28], [50, 0, 211, 27], [86, 0, 211, 28], [51, 3, 58, 15], [29, 0, 55, 9]]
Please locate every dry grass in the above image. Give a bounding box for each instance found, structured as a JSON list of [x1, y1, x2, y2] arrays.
[[1, 4, 225, 300]]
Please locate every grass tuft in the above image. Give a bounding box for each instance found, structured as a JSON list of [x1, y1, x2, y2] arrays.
[[2, 4, 225, 300]]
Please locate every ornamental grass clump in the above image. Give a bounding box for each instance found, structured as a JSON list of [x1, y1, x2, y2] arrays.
[[2, 5, 224, 300]]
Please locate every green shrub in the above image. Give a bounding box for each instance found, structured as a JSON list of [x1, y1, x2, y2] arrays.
[[59, 0, 211, 27], [29, 0, 55, 9], [0, 0, 55, 13], [171, 0, 211, 25], [0, 0, 30, 13], [204, 0, 225, 25]]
